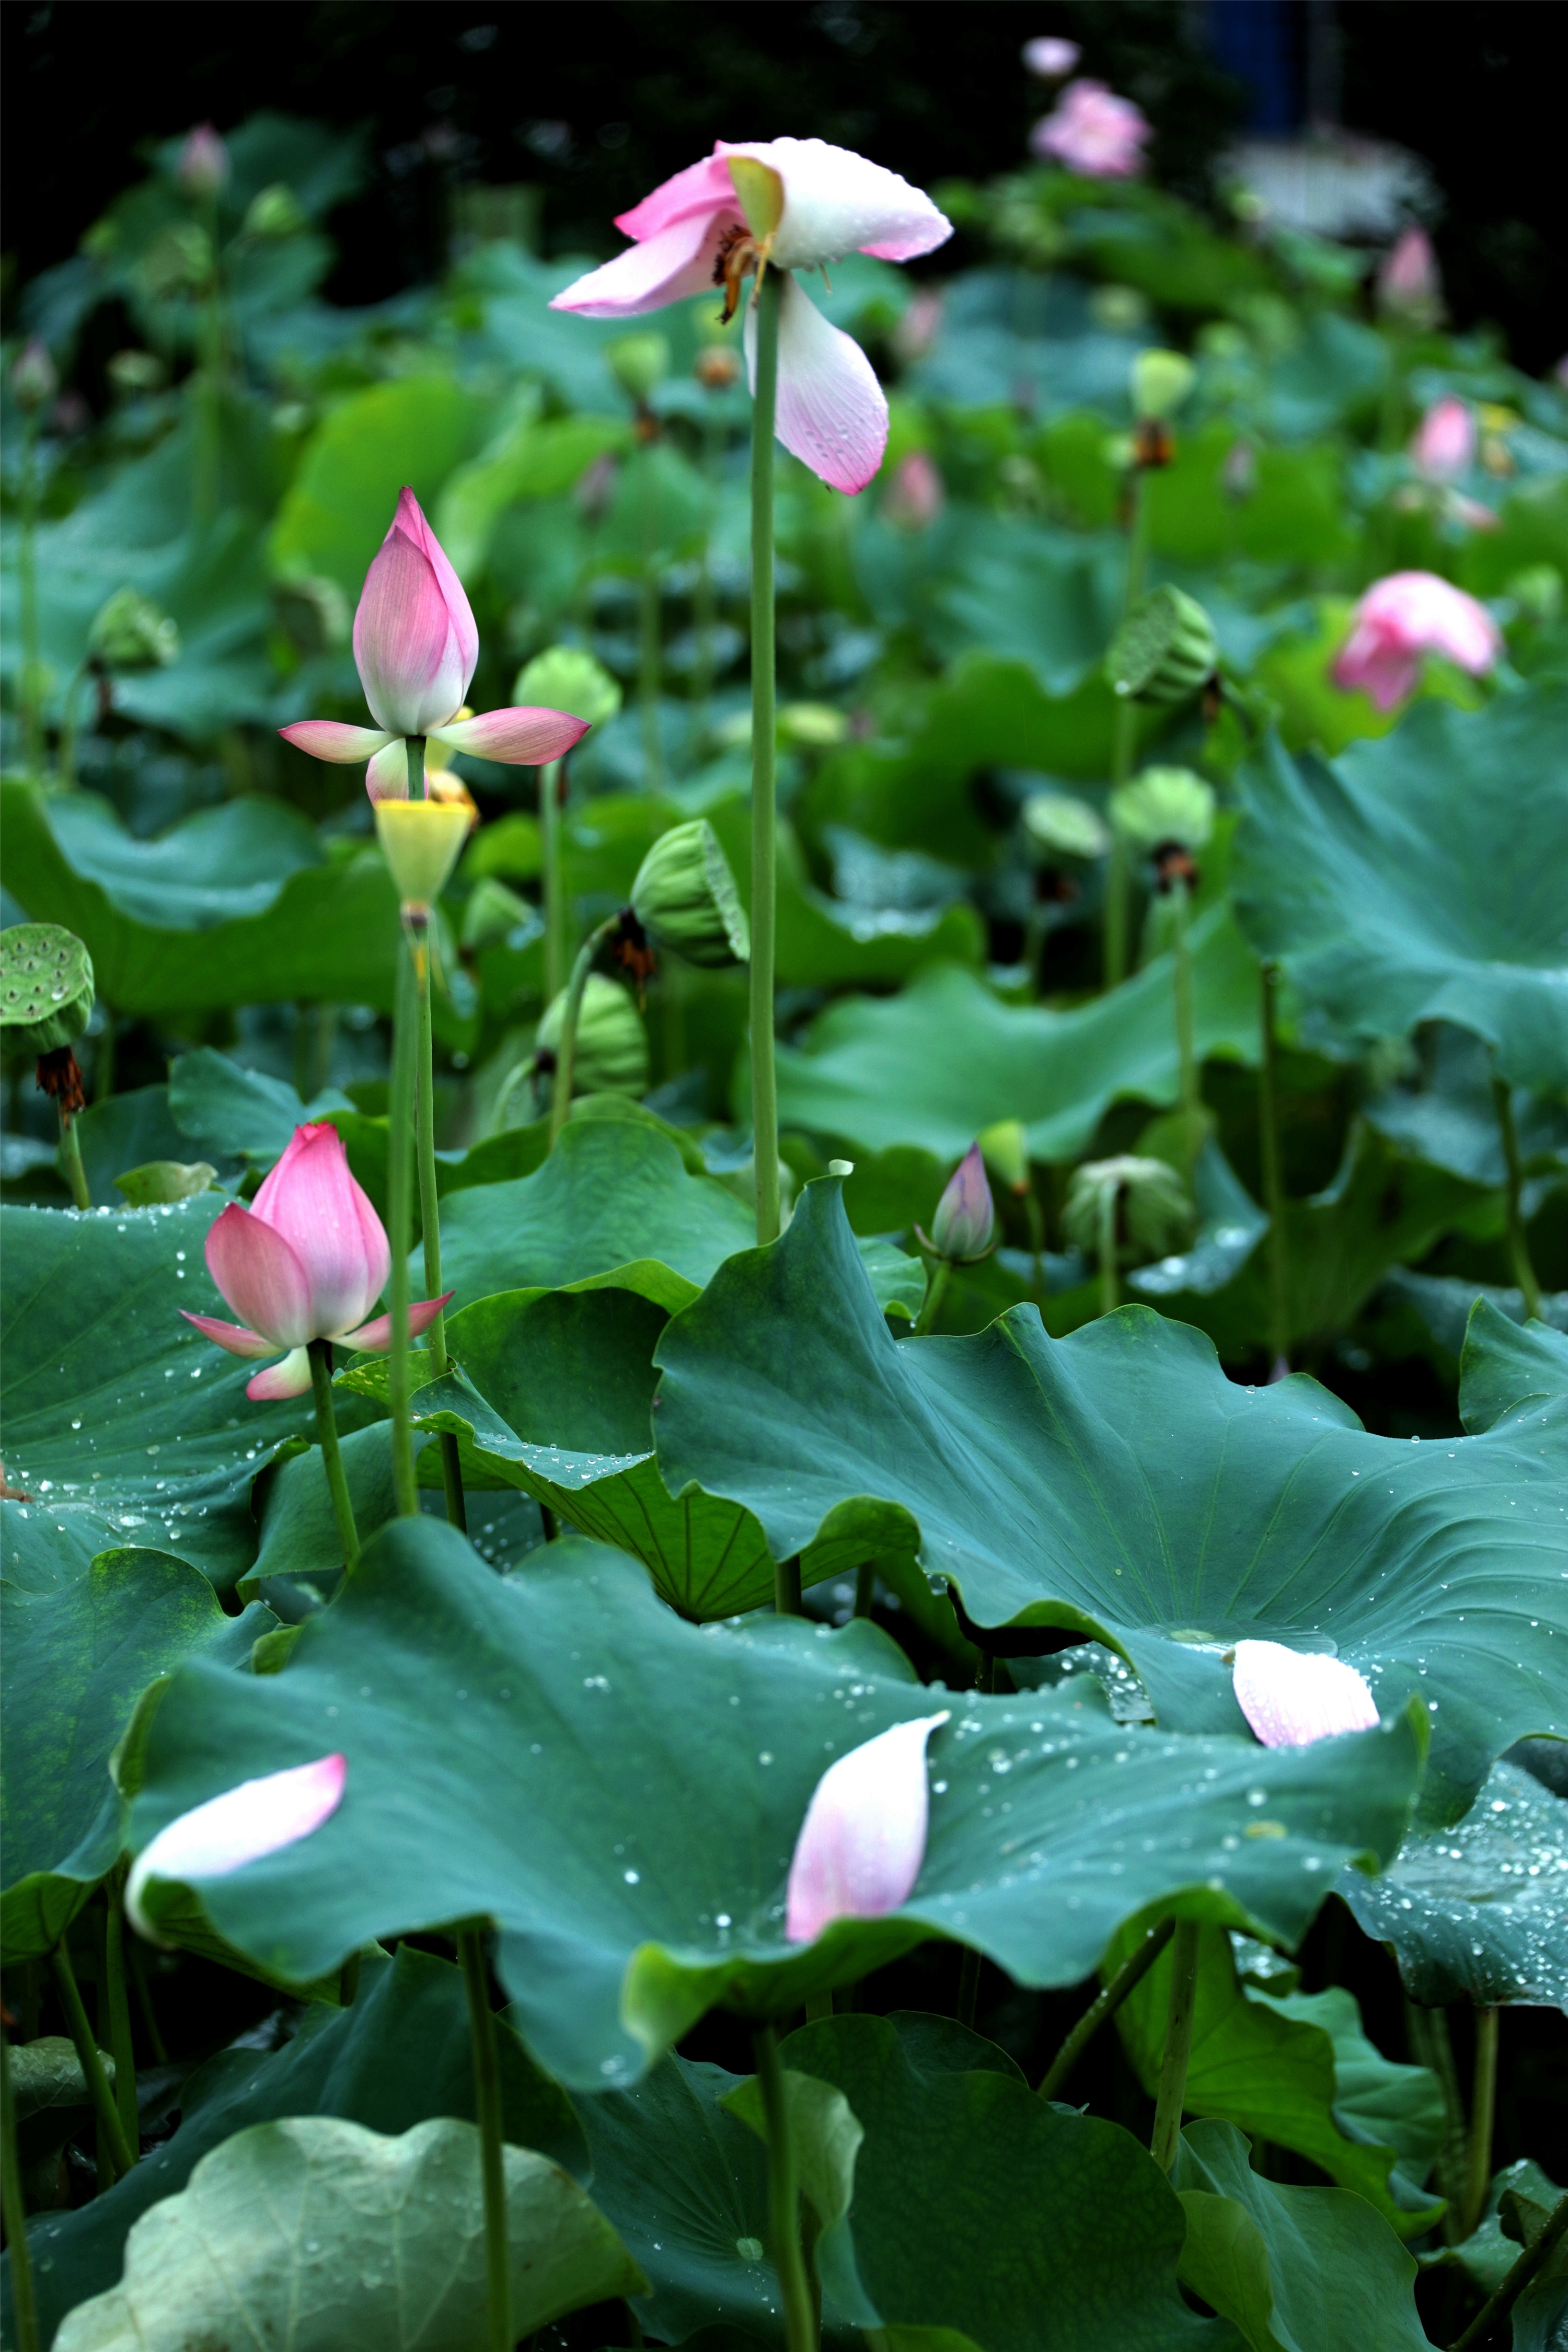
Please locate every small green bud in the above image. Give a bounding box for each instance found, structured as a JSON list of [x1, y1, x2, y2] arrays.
[[1021, 790, 1110, 862], [243, 182, 308, 239], [1131, 348, 1194, 421], [779, 702, 848, 747], [0, 924, 95, 1057], [1106, 584, 1217, 705], [88, 587, 180, 672], [537, 974, 649, 1099], [606, 332, 670, 404], [1111, 767, 1216, 855], [977, 1118, 1031, 1195], [113, 1160, 217, 1206], [514, 646, 623, 731], [630, 821, 750, 969], [1063, 1155, 1193, 1262], [108, 348, 167, 396]]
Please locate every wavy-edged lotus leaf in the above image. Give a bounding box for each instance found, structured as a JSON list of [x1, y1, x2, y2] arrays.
[[1364, 1024, 1568, 1191], [50, 2114, 643, 2352], [166, 1046, 352, 1165], [6, 1945, 585, 2348], [0, 1196, 320, 1588], [653, 1181, 1566, 1827], [1458, 1297, 1568, 1432], [1340, 1760, 1568, 2010], [1172, 2119, 1429, 2352], [773, 905, 1261, 1161], [125, 1521, 1421, 2094], [1232, 689, 1568, 1090]]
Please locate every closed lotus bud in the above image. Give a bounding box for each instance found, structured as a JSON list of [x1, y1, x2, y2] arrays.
[[1376, 226, 1441, 327], [1232, 1640, 1378, 1748], [514, 645, 623, 731], [537, 973, 649, 1099], [1131, 348, 1194, 421], [11, 337, 58, 412], [89, 587, 180, 672], [461, 875, 534, 953], [1106, 584, 1217, 705], [1, 924, 95, 1057], [1021, 790, 1109, 862], [977, 1118, 1030, 1196], [630, 821, 750, 969], [1062, 1154, 1192, 1262], [375, 798, 473, 915], [243, 182, 308, 239], [883, 449, 944, 530], [924, 1142, 995, 1263], [178, 122, 230, 198], [1110, 766, 1215, 856], [606, 331, 670, 405]]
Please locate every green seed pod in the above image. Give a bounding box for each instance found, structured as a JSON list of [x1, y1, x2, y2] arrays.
[[1130, 348, 1195, 421], [606, 332, 671, 404], [0, 924, 95, 1057], [1105, 584, 1217, 705], [537, 973, 649, 1099], [88, 587, 180, 672], [1063, 1155, 1193, 1262], [1021, 790, 1110, 862], [242, 182, 308, 239], [630, 821, 750, 969], [513, 646, 623, 731], [1110, 766, 1216, 856], [113, 1160, 217, 1206]]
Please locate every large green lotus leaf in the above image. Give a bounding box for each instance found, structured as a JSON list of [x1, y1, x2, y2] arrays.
[[126, 1521, 1421, 2094], [1364, 1025, 1568, 1191], [15, 788, 320, 928], [166, 1047, 352, 1165], [72, 1087, 216, 1211], [0, 1198, 319, 1587], [269, 374, 490, 596], [1459, 1296, 1568, 1431], [437, 1117, 756, 1314], [653, 1181, 1567, 1825], [245, 1421, 410, 1595], [1171, 2119, 1428, 2352], [1110, 1924, 1441, 2235], [1, 1544, 270, 1961], [1340, 1760, 1568, 2009], [1, 780, 402, 1018], [1232, 690, 1568, 1089], [774, 907, 1260, 1161], [50, 2115, 642, 2352]]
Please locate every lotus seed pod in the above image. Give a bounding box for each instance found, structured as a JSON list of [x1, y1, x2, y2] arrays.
[[460, 875, 535, 954], [1105, 584, 1217, 704], [1062, 1155, 1193, 1261], [374, 799, 472, 914], [513, 646, 623, 731], [1110, 766, 1216, 856], [606, 331, 671, 404], [88, 587, 180, 672], [1021, 790, 1110, 862], [0, 924, 96, 1057], [537, 973, 649, 1099], [630, 821, 750, 969], [1131, 348, 1194, 421], [977, 1119, 1030, 1195]]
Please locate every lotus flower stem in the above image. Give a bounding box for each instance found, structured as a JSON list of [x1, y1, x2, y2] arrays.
[[101, 1874, 140, 2160], [853, 1562, 875, 1618], [17, 413, 43, 780], [0, 2025, 40, 2352], [56, 1100, 90, 1211], [458, 1926, 513, 2352], [1150, 1919, 1202, 2171], [307, 1339, 361, 1567], [1461, 2007, 1499, 2240], [411, 925, 466, 1529], [1170, 877, 1202, 1173], [1102, 471, 1149, 991], [1098, 1181, 1120, 1317], [550, 914, 620, 1146], [775, 1553, 803, 1618], [387, 937, 419, 1516], [540, 759, 568, 1000], [1450, 2191, 1568, 2352], [914, 1256, 951, 1336], [956, 1946, 982, 2029], [1405, 1998, 1469, 2240], [639, 463, 665, 790], [1492, 1074, 1543, 1322], [48, 1940, 134, 2182], [749, 263, 783, 1246], [56, 658, 90, 791], [1258, 963, 1290, 1371], [1036, 1917, 1175, 2101], [753, 2023, 817, 2352]]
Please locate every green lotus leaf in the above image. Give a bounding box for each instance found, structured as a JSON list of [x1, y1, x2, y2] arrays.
[[1364, 1024, 1568, 1191], [1458, 1297, 1568, 1431], [166, 1046, 352, 1165], [124, 1521, 1421, 2094], [653, 1181, 1566, 1824]]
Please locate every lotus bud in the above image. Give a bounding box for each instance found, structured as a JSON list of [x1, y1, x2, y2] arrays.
[[1063, 1155, 1192, 1262], [1131, 348, 1194, 421], [785, 1712, 950, 1943], [375, 799, 472, 916], [1021, 790, 1110, 862], [1232, 1639, 1379, 1748], [921, 1142, 995, 1264], [606, 331, 670, 406], [1376, 226, 1441, 327], [0, 924, 95, 1057], [114, 1160, 218, 1207], [1411, 395, 1474, 484], [460, 875, 534, 954], [178, 122, 230, 198], [630, 821, 750, 969], [883, 449, 944, 530], [514, 645, 623, 731], [88, 587, 180, 672], [893, 289, 943, 363], [11, 338, 57, 412], [1107, 585, 1217, 705], [977, 1119, 1030, 1197], [536, 973, 649, 1099], [128, 1755, 345, 1942], [243, 182, 309, 239], [1111, 766, 1215, 859]]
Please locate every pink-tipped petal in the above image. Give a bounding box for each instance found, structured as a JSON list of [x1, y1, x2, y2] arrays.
[[785, 1710, 949, 1943], [930, 1143, 996, 1263], [429, 706, 591, 765], [179, 1310, 280, 1361], [1332, 623, 1419, 712], [391, 488, 479, 691], [1232, 1640, 1379, 1748], [246, 1348, 313, 1400], [550, 209, 732, 319], [337, 1292, 454, 1354], [251, 1123, 390, 1338], [721, 137, 952, 267], [366, 739, 410, 802], [614, 151, 736, 240], [278, 720, 395, 764], [205, 1202, 313, 1350], [353, 509, 470, 738], [126, 1754, 346, 1938], [1334, 571, 1501, 709], [748, 274, 888, 495]]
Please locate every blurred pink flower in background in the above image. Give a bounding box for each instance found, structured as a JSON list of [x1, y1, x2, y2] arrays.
[[1232, 1641, 1379, 1748], [1377, 226, 1442, 322], [128, 1756, 347, 1939], [893, 287, 944, 365], [786, 1712, 949, 1941], [883, 448, 945, 529], [1411, 395, 1475, 482], [1332, 571, 1501, 711], [1023, 36, 1081, 77], [179, 122, 229, 197], [1030, 80, 1150, 179]]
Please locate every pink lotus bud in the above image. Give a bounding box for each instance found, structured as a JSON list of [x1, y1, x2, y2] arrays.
[[1030, 80, 1151, 179], [1332, 570, 1501, 711], [786, 1712, 950, 1942], [1232, 1640, 1379, 1748], [1411, 396, 1474, 483], [128, 1755, 345, 1939], [179, 123, 230, 198], [893, 289, 943, 365], [352, 488, 479, 739], [925, 1143, 995, 1263], [1377, 227, 1440, 323], [1023, 35, 1081, 76], [883, 449, 944, 530]]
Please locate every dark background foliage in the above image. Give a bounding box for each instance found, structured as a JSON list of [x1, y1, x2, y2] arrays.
[[5, 0, 1564, 367]]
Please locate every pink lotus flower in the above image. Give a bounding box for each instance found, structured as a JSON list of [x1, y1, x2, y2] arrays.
[[181, 1122, 451, 1400], [917, 1142, 995, 1264], [279, 490, 590, 802], [786, 1711, 949, 1942], [550, 140, 951, 496], [1377, 226, 1441, 322], [1232, 1640, 1379, 1748], [1332, 571, 1502, 711], [127, 1755, 345, 1940], [1411, 395, 1475, 483], [883, 448, 944, 529], [1030, 80, 1151, 179], [1023, 35, 1081, 77]]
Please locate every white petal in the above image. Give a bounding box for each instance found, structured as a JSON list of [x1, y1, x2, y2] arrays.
[[1232, 1640, 1380, 1748], [723, 137, 951, 267], [746, 275, 889, 495], [786, 1710, 949, 1942], [127, 1755, 347, 1939], [549, 210, 731, 319]]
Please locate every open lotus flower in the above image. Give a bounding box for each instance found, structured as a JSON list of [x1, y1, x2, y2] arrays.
[[786, 1711, 950, 1942], [1332, 571, 1501, 711], [1232, 1640, 1379, 1748], [1411, 395, 1475, 483], [550, 140, 951, 495], [181, 1122, 451, 1399], [279, 490, 590, 802], [128, 1755, 345, 1940], [1030, 79, 1151, 178]]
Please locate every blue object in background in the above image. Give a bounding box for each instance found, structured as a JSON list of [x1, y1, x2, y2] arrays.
[[1206, 0, 1301, 132]]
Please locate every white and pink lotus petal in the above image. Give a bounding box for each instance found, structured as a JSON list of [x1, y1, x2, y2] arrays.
[[352, 489, 476, 737], [204, 1202, 313, 1351], [720, 136, 952, 267], [246, 1347, 313, 1400], [430, 706, 591, 764], [550, 210, 734, 318], [785, 1710, 950, 1943], [126, 1754, 347, 1939], [747, 273, 888, 495], [1411, 396, 1474, 483], [251, 1123, 391, 1339], [1031, 79, 1151, 178], [1232, 1640, 1379, 1748], [278, 720, 395, 765], [365, 739, 410, 802], [179, 1310, 279, 1361], [1333, 571, 1501, 708], [614, 151, 736, 241], [336, 1292, 454, 1354]]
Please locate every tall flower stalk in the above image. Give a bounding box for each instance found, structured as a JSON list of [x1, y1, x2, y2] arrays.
[[748, 263, 783, 1240]]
